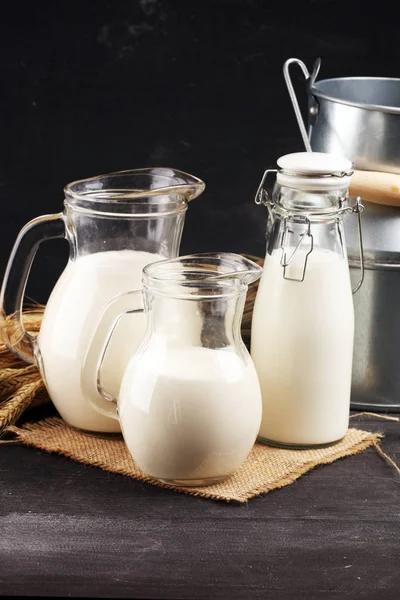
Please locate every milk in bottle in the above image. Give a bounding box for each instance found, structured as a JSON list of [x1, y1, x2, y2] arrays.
[[251, 153, 362, 447]]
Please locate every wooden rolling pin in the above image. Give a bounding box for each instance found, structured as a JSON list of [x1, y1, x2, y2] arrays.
[[350, 170, 400, 207]]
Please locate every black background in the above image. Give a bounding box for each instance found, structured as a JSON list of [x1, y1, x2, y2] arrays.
[[1, 7, 400, 599], [1, 0, 399, 303]]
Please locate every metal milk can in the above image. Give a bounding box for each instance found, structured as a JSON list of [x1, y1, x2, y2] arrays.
[[284, 57, 400, 412]]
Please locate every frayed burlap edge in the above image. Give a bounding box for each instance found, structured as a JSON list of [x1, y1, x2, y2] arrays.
[[6, 418, 383, 503]]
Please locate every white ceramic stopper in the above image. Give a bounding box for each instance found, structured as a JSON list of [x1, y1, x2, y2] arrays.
[[276, 152, 353, 191]]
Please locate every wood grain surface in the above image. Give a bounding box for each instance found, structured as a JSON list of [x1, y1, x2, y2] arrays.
[[1, 413, 399, 599]]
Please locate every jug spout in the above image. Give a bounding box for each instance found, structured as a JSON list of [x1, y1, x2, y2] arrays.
[[93, 168, 204, 202], [145, 167, 205, 201], [210, 253, 263, 287]]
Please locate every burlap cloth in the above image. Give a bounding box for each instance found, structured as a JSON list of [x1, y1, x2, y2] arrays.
[[6, 417, 381, 502], [0, 284, 389, 503]]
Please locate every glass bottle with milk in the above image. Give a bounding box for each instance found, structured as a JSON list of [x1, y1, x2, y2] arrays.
[[81, 253, 263, 486], [251, 152, 364, 448], [0, 168, 205, 433]]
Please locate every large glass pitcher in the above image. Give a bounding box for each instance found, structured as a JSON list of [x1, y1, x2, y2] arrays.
[[0, 168, 205, 433], [81, 253, 263, 485]]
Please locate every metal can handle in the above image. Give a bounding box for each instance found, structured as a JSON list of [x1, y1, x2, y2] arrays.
[[283, 58, 313, 152], [283, 57, 322, 150]]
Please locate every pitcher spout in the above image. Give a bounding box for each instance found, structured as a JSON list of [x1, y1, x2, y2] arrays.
[[204, 253, 263, 286], [147, 168, 205, 201]]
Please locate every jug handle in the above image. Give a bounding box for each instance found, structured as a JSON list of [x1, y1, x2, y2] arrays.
[[0, 213, 66, 364], [81, 290, 144, 420]]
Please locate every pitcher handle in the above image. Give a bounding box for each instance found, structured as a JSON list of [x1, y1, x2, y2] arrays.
[[0, 213, 66, 363], [81, 290, 144, 420]]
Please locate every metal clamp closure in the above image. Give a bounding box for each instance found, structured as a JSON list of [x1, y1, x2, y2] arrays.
[[255, 169, 277, 224], [351, 197, 365, 294], [255, 169, 277, 206], [255, 170, 365, 291], [281, 216, 314, 282]]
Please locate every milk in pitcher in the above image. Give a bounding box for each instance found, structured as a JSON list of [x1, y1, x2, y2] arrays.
[[38, 250, 162, 432], [119, 345, 262, 482], [39, 249, 205, 432], [0, 168, 206, 434], [80, 253, 263, 484]]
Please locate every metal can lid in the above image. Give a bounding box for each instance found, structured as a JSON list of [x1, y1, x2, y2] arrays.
[[277, 152, 353, 191]]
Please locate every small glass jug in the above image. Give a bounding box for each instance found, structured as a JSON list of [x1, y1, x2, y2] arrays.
[[251, 152, 364, 448], [81, 253, 263, 486], [0, 168, 205, 433]]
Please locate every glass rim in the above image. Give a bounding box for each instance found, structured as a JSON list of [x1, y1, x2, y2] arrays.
[[63, 167, 205, 205], [143, 253, 263, 294]]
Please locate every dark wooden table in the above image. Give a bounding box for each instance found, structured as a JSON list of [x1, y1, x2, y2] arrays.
[[1, 413, 399, 600]]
